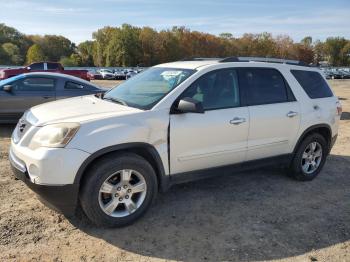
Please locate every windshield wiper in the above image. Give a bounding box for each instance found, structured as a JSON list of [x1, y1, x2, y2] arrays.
[[103, 97, 128, 106]]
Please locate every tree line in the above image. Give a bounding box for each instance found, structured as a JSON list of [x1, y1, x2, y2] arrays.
[[1, 23, 350, 67]]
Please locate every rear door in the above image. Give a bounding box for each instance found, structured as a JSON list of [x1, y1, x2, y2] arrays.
[[46, 62, 61, 72], [239, 67, 301, 161], [0, 77, 56, 118]]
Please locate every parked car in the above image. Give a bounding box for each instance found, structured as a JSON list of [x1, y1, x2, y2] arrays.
[[329, 70, 343, 79], [87, 70, 103, 80], [100, 69, 116, 80], [0, 72, 106, 123], [125, 70, 137, 79], [9, 57, 341, 227], [0, 62, 90, 81], [321, 70, 333, 79], [337, 70, 350, 79], [114, 69, 126, 80]]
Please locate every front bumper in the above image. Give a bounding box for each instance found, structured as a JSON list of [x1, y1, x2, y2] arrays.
[[9, 140, 90, 216], [10, 158, 79, 216], [330, 134, 338, 151]]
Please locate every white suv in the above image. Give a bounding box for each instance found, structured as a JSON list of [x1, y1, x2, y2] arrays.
[[9, 57, 341, 227]]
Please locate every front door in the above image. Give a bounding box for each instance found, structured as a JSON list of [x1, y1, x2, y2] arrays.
[[0, 77, 56, 120], [170, 68, 249, 174]]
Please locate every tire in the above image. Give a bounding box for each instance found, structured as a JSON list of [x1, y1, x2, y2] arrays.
[[288, 133, 328, 181], [80, 153, 158, 227]]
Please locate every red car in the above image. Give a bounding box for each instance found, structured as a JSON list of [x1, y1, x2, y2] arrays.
[[0, 62, 89, 81], [87, 70, 103, 80]]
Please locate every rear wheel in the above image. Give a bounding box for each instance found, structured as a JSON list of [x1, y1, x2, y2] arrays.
[[288, 133, 328, 181], [80, 153, 158, 227]]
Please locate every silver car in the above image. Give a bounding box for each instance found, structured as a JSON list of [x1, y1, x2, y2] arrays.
[[0, 72, 106, 123]]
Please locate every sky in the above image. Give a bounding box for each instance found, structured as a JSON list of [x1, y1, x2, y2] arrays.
[[0, 0, 349, 44]]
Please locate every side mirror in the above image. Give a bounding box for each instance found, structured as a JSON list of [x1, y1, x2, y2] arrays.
[[174, 97, 204, 114], [3, 84, 12, 92]]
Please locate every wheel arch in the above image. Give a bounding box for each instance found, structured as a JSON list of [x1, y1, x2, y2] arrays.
[[293, 124, 332, 155], [75, 143, 170, 192]]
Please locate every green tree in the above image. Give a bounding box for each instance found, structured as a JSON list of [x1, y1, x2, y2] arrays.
[[301, 36, 313, 47], [341, 42, 350, 66], [313, 40, 325, 64], [26, 44, 46, 64], [324, 37, 348, 66], [0, 45, 9, 64], [59, 54, 82, 67], [78, 41, 95, 66], [92, 26, 118, 66], [2, 42, 22, 64], [0, 23, 32, 64], [219, 33, 233, 40], [40, 35, 75, 61]]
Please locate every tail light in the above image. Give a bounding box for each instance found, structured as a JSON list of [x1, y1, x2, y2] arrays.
[[336, 101, 342, 116]]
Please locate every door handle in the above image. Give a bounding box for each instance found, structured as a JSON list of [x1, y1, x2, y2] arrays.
[[286, 111, 298, 118], [42, 96, 51, 99], [230, 117, 246, 125]]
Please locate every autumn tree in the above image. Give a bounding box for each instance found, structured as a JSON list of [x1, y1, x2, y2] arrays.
[[1, 23, 350, 67]]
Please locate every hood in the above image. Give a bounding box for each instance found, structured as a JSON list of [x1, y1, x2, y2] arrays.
[[27, 95, 142, 126]]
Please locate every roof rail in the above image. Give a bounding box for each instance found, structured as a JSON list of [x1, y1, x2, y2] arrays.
[[181, 57, 221, 61], [219, 56, 309, 66], [179, 56, 310, 66]]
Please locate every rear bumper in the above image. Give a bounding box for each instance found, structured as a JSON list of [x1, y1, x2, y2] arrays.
[[9, 149, 79, 216]]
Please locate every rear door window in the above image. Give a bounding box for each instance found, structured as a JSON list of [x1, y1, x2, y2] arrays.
[[291, 70, 333, 99], [239, 68, 291, 106], [47, 63, 60, 70]]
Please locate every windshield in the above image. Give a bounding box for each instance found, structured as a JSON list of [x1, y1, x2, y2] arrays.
[[104, 67, 195, 109]]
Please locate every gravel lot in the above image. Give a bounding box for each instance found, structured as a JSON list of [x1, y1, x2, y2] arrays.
[[0, 80, 349, 262]]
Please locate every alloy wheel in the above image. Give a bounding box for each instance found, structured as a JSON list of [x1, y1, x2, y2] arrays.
[[301, 141, 323, 174], [98, 169, 147, 217]]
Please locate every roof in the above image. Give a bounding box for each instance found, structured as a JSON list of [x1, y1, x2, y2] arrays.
[[19, 72, 99, 87]]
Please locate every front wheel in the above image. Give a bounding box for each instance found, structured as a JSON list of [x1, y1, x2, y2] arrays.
[[288, 133, 328, 181], [80, 153, 158, 227]]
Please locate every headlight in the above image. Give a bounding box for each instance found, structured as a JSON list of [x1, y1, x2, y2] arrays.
[[29, 123, 80, 150]]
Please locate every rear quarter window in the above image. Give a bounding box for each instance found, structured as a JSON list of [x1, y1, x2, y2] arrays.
[[65, 81, 84, 89], [291, 70, 333, 99]]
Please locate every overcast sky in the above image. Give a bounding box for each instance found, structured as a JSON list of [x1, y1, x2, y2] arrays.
[[0, 0, 349, 43]]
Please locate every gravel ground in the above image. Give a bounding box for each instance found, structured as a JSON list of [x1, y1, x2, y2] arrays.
[[0, 80, 349, 262]]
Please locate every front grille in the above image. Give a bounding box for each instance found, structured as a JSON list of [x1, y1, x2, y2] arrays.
[[12, 117, 32, 144]]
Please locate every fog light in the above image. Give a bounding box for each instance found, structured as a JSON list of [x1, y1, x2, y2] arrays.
[[28, 164, 39, 176]]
